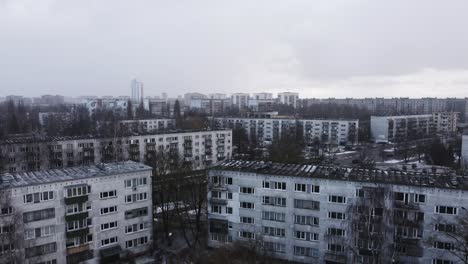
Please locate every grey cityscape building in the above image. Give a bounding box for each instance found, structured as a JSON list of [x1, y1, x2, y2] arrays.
[[207, 160, 468, 264], [0, 161, 153, 264]]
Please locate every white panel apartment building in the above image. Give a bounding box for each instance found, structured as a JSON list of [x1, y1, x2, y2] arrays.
[[278, 92, 299, 108], [207, 160, 468, 264], [370, 113, 459, 143], [0, 161, 152, 264], [215, 117, 358, 145], [119, 118, 176, 132], [0, 130, 232, 174]]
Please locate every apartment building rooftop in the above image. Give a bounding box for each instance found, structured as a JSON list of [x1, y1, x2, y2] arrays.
[[0, 161, 152, 188], [215, 116, 359, 121], [0, 128, 230, 145], [214, 160, 468, 190]]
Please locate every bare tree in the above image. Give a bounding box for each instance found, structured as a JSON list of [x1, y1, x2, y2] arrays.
[[0, 188, 24, 264], [428, 210, 468, 263]]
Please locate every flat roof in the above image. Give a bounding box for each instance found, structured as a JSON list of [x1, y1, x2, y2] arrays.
[[215, 117, 359, 122], [0, 129, 231, 145], [212, 160, 468, 190], [0, 161, 152, 188]]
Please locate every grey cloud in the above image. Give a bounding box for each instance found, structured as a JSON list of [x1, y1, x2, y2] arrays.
[[0, 0, 467, 97]]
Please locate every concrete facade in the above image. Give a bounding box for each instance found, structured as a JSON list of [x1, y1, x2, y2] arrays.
[[207, 160, 468, 264], [0, 161, 153, 264], [0, 130, 232, 174], [370, 114, 436, 143], [215, 117, 358, 146]]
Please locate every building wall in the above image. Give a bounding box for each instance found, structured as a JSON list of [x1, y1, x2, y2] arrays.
[[207, 168, 468, 264], [370, 114, 436, 143], [0, 130, 232, 174], [215, 118, 358, 145], [2, 166, 152, 263]]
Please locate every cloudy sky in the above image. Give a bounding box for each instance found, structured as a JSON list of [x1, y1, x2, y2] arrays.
[[1, 0, 468, 98]]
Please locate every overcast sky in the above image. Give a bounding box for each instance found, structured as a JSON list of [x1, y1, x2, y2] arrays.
[[1, 0, 468, 98]]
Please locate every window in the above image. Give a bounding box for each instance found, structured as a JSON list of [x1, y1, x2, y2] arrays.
[[328, 228, 346, 237], [125, 236, 149, 248], [264, 242, 286, 253], [262, 196, 286, 207], [435, 206, 457, 215], [211, 191, 222, 198], [66, 202, 91, 215], [435, 224, 456, 233], [66, 234, 93, 248], [394, 192, 405, 201], [125, 177, 148, 188], [100, 190, 117, 199], [23, 208, 55, 223], [66, 186, 90, 198], [240, 202, 254, 209], [294, 246, 318, 257], [356, 189, 364, 197], [432, 259, 454, 264], [100, 206, 118, 215], [263, 226, 285, 237], [262, 211, 286, 222], [125, 222, 150, 234], [294, 215, 319, 226], [240, 216, 254, 224], [101, 236, 118, 247], [294, 231, 319, 241], [226, 177, 233, 185], [294, 199, 320, 210], [67, 218, 90, 231], [433, 241, 455, 251], [239, 231, 254, 239], [101, 221, 118, 231], [240, 187, 255, 194], [226, 207, 233, 214], [414, 194, 426, 203], [328, 243, 344, 252], [311, 185, 320, 193], [328, 211, 346, 220], [329, 195, 346, 204], [295, 183, 306, 192], [371, 207, 383, 217], [262, 181, 286, 190], [125, 192, 148, 203], [0, 207, 12, 215], [25, 242, 57, 259], [211, 205, 221, 214], [125, 207, 148, 219], [23, 191, 54, 204], [0, 225, 13, 234]]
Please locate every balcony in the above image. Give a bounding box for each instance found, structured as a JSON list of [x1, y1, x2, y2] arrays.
[[65, 211, 89, 222], [393, 201, 420, 210], [65, 195, 88, 205], [66, 243, 90, 255], [211, 183, 227, 191], [66, 227, 90, 238], [210, 197, 228, 205], [324, 252, 347, 263], [67, 249, 93, 264]]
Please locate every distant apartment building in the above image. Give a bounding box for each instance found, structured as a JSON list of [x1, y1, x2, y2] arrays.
[[207, 160, 468, 264], [189, 98, 229, 115], [432, 112, 459, 133], [278, 92, 299, 108], [215, 117, 358, 145], [38, 112, 71, 126], [248, 93, 275, 112], [0, 161, 153, 264], [0, 129, 232, 174], [81, 98, 129, 117], [231, 93, 250, 110], [208, 93, 227, 100], [184, 93, 207, 107], [119, 118, 176, 133], [130, 79, 144, 103], [145, 97, 168, 116], [303, 97, 468, 122], [370, 113, 458, 143]]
